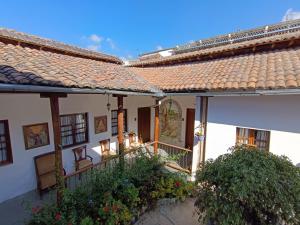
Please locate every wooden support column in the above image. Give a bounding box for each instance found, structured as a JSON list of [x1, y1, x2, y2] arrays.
[[41, 93, 66, 205], [199, 97, 208, 165], [117, 96, 124, 155], [153, 99, 160, 154], [191, 96, 209, 180], [113, 94, 127, 156]]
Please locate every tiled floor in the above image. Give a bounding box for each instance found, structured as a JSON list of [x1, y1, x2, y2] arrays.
[[136, 198, 198, 225], [0, 190, 55, 225]]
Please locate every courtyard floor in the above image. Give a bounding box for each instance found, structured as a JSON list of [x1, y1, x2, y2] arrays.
[[136, 198, 198, 225]]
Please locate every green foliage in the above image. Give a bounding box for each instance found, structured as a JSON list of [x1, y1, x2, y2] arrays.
[[27, 204, 71, 225], [195, 145, 300, 225], [80, 217, 93, 225], [150, 174, 195, 201], [27, 152, 194, 225]]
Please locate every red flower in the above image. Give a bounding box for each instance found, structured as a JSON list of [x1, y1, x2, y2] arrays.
[[31, 206, 41, 214], [68, 223, 72, 225], [55, 213, 61, 221], [175, 181, 181, 187], [103, 206, 110, 213]]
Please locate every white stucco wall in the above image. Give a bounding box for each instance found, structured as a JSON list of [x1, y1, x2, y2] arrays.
[[0, 94, 155, 203], [205, 95, 300, 165], [1, 93, 299, 203]]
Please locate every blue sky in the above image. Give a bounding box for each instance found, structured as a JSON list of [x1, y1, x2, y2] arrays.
[[0, 0, 299, 60]]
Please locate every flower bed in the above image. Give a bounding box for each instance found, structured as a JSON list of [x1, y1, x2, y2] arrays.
[[27, 153, 195, 225]]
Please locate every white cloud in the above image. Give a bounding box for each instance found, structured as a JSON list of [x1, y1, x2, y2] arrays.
[[89, 34, 103, 43], [106, 38, 116, 50], [156, 45, 163, 50], [120, 54, 133, 64], [86, 45, 100, 51], [282, 8, 300, 22]]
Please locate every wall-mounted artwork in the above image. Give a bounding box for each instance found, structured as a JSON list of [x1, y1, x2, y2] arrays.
[[23, 123, 50, 150], [94, 116, 107, 134], [159, 99, 182, 146]]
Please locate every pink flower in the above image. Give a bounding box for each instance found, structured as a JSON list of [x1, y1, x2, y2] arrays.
[[175, 181, 181, 188], [55, 213, 61, 221]]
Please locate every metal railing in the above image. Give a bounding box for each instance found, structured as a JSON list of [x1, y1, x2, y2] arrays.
[[175, 19, 300, 54]]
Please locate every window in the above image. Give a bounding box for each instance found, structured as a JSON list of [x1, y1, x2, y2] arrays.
[[111, 109, 128, 136], [60, 113, 88, 148], [236, 127, 270, 151], [0, 120, 13, 165]]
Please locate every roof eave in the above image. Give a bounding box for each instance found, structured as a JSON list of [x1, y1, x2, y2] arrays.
[[164, 88, 300, 97], [0, 83, 164, 97]]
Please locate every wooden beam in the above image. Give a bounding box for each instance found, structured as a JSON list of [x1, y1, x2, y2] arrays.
[[117, 95, 125, 155], [112, 94, 127, 98], [48, 95, 64, 205], [153, 99, 160, 154], [40, 93, 67, 98]]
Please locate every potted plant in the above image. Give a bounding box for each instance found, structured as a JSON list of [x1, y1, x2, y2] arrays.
[[195, 126, 205, 142], [128, 131, 136, 144]]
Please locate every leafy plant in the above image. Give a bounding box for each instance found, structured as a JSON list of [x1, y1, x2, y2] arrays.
[[27, 152, 194, 225], [80, 217, 94, 225], [151, 174, 194, 201], [195, 145, 300, 225]]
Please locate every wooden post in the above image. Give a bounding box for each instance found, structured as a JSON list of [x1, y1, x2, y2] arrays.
[[117, 95, 125, 155], [41, 93, 66, 205], [50, 96, 64, 205], [199, 97, 208, 165], [191, 96, 209, 180], [154, 99, 160, 154]]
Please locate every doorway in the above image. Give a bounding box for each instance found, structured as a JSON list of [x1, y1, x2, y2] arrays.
[[185, 108, 195, 149], [138, 107, 151, 143]]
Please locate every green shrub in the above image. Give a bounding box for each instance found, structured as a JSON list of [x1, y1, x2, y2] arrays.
[[150, 174, 195, 201], [27, 152, 194, 225], [195, 145, 300, 225]]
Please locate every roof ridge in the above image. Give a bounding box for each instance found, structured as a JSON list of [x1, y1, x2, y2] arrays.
[[0, 27, 123, 64]]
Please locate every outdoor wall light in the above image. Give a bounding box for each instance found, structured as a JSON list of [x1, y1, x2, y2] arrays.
[[107, 94, 111, 111]]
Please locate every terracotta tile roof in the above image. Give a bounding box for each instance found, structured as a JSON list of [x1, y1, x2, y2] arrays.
[[0, 40, 160, 93], [129, 46, 300, 92], [0, 28, 122, 64], [129, 30, 300, 67]]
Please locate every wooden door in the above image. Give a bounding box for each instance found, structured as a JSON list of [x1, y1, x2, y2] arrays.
[[185, 108, 195, 150], [138, 107, 151, 143]]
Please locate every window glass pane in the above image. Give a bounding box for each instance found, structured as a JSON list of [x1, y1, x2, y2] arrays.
[[236, 127, 270, 151], [60, 113, 88, 147], [0, 123, 4, 135], [0, 121, 11, 164], [111, 109, 128, 135]]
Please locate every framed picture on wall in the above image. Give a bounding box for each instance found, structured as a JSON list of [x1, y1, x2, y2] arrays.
[[23, 123, 50, 150], [94, 116, 107, 134]]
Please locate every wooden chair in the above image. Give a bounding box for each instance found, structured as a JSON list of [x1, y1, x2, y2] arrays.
[[34, 151, 66, 196], [72, 145, 93, 171], [100, 139, 115, 160]]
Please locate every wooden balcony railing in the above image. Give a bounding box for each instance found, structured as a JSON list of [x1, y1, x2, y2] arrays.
[[144, 141, 192, 174], [64, 141, 192, 190], [64, 147, 147, 190]]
